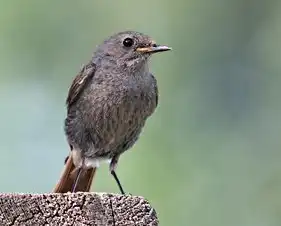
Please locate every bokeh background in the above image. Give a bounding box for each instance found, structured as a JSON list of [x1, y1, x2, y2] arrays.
[[0, 1, 281, 225]]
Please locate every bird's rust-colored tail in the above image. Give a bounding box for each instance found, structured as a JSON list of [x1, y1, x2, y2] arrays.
[[53, 153, 96, 193]]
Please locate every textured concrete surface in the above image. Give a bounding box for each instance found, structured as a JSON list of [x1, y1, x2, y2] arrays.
[[0, 192, 158, 226]]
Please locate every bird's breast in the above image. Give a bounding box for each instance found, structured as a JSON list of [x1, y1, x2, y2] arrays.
[[89, 80, 155, 150], [66, 74, 157, 158]]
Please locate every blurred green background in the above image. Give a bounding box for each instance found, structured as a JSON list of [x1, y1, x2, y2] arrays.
[[0, 1, 281, 225]]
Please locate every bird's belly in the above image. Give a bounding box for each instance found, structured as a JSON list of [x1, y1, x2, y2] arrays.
[[87, 115, 144, 159], [67, 90, 156, 160]]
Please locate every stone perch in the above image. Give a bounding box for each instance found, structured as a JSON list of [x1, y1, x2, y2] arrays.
[[0, 192, 158, 226]]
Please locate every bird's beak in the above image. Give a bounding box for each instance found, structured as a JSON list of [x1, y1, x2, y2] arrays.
[[136, 45, 172, 54]]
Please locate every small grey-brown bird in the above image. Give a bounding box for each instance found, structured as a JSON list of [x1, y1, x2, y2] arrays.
[[53, 31, 171, 194]]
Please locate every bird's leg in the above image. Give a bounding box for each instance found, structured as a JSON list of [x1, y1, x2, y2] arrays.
[[111, 171, 125, 195], [110, 155, 125, 195], [71, 156, 85, 192], [72, 167, 84, 192]]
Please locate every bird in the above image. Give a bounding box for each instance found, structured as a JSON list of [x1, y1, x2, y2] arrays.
[[53, 31, 171, 194]]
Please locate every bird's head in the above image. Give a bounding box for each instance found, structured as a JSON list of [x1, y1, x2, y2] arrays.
[[93, 31, 171, 67]]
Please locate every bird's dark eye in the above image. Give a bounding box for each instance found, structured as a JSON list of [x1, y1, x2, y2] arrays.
[[123, 38, 134, 47]]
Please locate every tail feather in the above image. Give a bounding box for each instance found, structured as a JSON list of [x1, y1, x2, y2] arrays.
[[53, 153, 96, 193]]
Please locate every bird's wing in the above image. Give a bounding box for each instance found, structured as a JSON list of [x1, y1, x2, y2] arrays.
[[66, 61, 96, 108]]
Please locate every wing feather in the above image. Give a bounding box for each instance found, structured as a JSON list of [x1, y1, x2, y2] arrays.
[[66, 61, 96, 108]]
